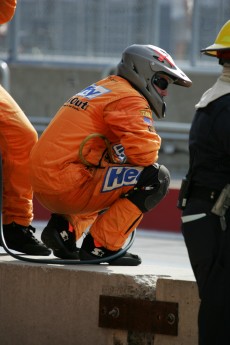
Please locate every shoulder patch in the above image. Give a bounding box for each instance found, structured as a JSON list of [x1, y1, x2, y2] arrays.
[[148, 125, 156, 132], [140, 109, 152, 118], [143, 116, 153, 126]]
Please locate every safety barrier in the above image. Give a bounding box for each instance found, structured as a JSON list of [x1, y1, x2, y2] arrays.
[[28, 116, 51, 136], [29, 116, 190, 149], [0, 257, 199, 345], [0, 60, 10, 92], [33, 185, 182, 232]]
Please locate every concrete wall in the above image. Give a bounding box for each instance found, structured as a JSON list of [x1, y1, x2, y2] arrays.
[[9, 64, 105, 119], [0, 258, 199, 345], [9, 63, 220, 123]]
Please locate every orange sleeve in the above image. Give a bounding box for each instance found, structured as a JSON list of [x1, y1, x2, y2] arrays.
[[0, 0, 17, 24], [104, 96, 161, 166]]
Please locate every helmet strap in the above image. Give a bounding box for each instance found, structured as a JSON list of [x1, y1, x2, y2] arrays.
[[219, 58, 230, 66], [217, 50, 230, 65]]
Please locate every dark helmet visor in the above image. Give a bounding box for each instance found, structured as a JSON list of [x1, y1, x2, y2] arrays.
[[152, 73, 174, 90]]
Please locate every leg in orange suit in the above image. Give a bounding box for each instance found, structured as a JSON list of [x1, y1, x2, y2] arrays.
[[0, 85, 50, 255]]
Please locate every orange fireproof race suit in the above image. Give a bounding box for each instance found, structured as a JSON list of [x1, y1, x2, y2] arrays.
[[0, 0, 38, 226], [30, 75, 161, 250], [0, 0, 17, 24]]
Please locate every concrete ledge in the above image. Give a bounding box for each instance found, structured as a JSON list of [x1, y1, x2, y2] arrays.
[[0, 257, 199, 345]]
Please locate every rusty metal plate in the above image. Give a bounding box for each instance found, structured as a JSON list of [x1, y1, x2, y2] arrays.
[[99, 295, 178, 336]]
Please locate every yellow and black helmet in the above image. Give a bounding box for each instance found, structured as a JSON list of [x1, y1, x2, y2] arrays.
[[201, 20, 230, 63]]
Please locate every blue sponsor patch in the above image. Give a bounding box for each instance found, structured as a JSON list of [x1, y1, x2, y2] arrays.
[[77, 84, 111, 100], [112, 144, 127, 163], [101, 166, 143, 192], [143, 117, 153, 125]]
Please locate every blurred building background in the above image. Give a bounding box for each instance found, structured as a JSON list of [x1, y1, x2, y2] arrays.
[[0, 0, 229, 178]]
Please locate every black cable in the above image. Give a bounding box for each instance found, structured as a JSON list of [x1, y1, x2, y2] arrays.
[[0, 154, 136, 265]]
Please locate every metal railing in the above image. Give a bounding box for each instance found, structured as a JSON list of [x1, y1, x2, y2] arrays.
[[0, 60, 10, 92], [28, 116, 51, 135], [29, 116, 190, 153], [155, 121, 190, 142]]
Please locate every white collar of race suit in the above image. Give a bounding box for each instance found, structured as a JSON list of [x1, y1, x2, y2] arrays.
[[195, 64, 230, 109]]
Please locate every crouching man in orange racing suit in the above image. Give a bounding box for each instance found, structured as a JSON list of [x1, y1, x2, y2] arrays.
[[30, 44, 192, 265]]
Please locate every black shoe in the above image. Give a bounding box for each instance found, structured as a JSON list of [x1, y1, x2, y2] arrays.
[[79, 233, 141, 266], [41, 214, 79, 259], [1, 222, 51, 256]]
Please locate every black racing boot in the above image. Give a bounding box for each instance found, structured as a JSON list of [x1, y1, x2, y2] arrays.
[[79, 233, 141, 266], [41, 214, 79, 259], [1, 222, 51, 256]]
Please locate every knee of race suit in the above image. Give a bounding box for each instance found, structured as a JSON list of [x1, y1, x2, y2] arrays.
[[125, 163, 170, 213]]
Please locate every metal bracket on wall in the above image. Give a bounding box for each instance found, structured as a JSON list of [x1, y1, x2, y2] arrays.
[[99, 295, 178, 336]]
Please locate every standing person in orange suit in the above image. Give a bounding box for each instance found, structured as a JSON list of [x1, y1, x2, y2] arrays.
[[30, 44, 191, 264], [0, 0, 51, 255]]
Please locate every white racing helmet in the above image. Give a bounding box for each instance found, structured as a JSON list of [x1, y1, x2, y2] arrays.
[[117, 44, 192, 118]]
